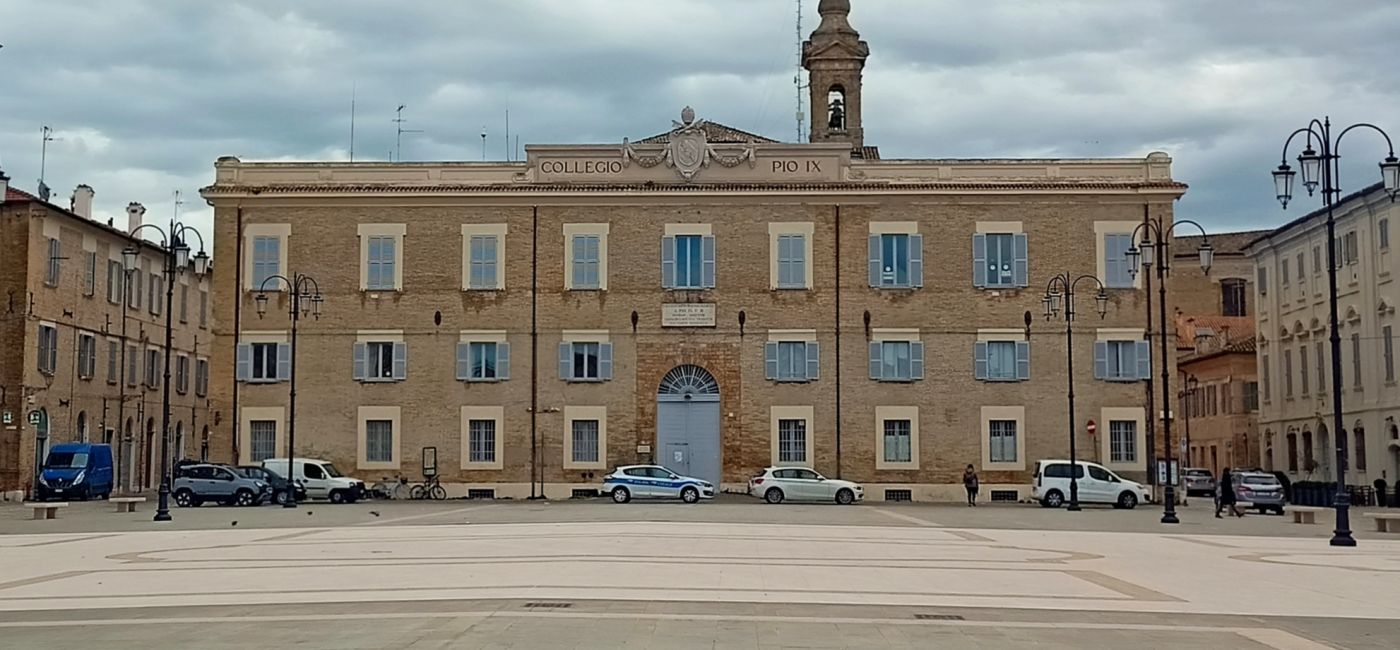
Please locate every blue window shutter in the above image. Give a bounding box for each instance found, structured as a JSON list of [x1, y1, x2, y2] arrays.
[[701, 235, 716, 288], [559, 342, 572, 379], [793, 235, 807, 287], [353, 343, 366, 381], [277, 343, 291, 381], [806, 341, 820, 380], [910, 234, 924, 288], [764, 342, 778, 380], [1013, 233, 1029, 287], [868, 235, 881, 287], [599, 342, 614, 380], [911, 342, 925, 380], [661, 236, 675, 288], [1136, 341, 1152, 380], [571, 236, 585, 288], [868, 341, 882, 379], [236, 344, 251, 381], [393, 342, 408, 380], [974, 341, 988, 380], [456, 343, 470, 380], [484, 236, 498, 288], [973, 234, 987, 288], [1093, 341, 1108, 380], [1016, 340, 1031, 380], [497, 343, 510, 380]]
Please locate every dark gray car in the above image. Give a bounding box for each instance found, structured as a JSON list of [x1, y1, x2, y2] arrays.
[[174, 464, 271, 507], [1234, 471, 1286, 515]]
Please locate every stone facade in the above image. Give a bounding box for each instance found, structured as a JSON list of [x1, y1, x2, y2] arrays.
[[0, 182, 214, 499], [1176, 318, 1260, 477]]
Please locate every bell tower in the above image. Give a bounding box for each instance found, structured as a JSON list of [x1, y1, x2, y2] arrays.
[[803, 0, 869, 150]]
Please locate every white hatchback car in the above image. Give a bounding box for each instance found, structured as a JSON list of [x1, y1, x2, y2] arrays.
[[748, 467, 863, 505]]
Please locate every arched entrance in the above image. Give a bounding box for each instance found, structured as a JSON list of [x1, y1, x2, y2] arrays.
[[656, 365, 721, 487]]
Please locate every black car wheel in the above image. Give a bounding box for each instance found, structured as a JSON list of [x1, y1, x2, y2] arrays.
[[611, 486, 631, 504], [1118, 492, 1138, 510], [764, 487, 785, 504], [234, 489, 257, 507], [681, 486, 700, 504], [274, 490, 292, 506], [836, 489, 855, 505], [1042, 490, 1064, 508], [174, 489, 198, 508], [329, 490, 347, 504]]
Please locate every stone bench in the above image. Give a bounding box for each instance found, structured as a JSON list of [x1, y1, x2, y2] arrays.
[[1289, 506, 1326, 524], [110, 497, 147, 513], [1362, 512, 1400, 533], [24, 502, 68, 520]]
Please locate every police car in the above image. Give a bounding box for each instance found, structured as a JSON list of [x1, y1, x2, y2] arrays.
[[602, 465, 715, 504]]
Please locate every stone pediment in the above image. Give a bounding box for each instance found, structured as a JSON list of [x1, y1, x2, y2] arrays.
[[803, 38, 870, 61], [635, 121, 777, 145]]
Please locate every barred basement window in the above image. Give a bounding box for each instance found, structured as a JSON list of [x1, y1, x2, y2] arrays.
[[990, 490, 1018, 502], [249, 421, 276, 462], [884, 489, 912, 502], [467, 489, 496, 500]]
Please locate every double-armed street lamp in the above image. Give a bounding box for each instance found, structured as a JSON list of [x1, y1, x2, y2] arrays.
[[1125, 220, 1213, 524], [1271, 116, 1399, 547], [1041, 274, 1110, 511], [255, 274, 323, 508], [124, 223, 209, 522]]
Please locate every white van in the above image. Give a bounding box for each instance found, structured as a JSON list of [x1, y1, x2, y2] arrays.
[[262, 457, 365, 504], [1032, 459, 1151, 509]]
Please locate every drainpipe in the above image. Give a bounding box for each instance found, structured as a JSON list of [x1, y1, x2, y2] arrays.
[[231, 205, 244, 464], [530, 206, 540, 499], [834, 205, 843, 479]]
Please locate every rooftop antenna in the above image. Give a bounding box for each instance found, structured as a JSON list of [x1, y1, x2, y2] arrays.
[[480, 126, 488, 161], [504, 110, 510, 162], [393, 104, 423, 162], [38, 125, 58, 201], [349, 83, 357, 162], [794, 0, 808, 143]]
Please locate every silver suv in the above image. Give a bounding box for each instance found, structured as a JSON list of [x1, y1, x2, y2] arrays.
[[1234, 471, 1286, 515], [173, 464, 271, 507]]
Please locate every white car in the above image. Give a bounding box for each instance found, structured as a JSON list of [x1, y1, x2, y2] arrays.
[[1032, 459, 1150, 509], [603, 465, 715, 504], [748, 467, 863, 505], [262, 457, 365, 504]]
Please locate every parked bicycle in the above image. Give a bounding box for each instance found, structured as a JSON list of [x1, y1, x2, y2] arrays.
[[410, 474, 446, 500], [370, 476, 410, 500]]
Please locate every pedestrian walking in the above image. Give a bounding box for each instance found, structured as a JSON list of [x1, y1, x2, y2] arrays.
[[963, 465, 979, 507], [1215, 467, 1244, 518]]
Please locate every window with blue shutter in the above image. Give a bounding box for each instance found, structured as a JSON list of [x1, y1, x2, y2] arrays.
[[1095, 340, 1148, 382], [276, 343, 291, 381], [366, 235, 396, 290], [572, 235, 600, 290], [870, 233, 915, 288], [358, 341, 404, 382], [1103, 234, 1134, 288], [766, 341, 818, 382], [562, 341, 610, 381], [776, 234, 806, 289], [871, 340, 922, 381], [251, 236, 280, 290], [978, 340, 1025, 381], [1015, 340, 1030, 380], [460, 341, 509, 381], [469, 235, 498, 289], [673, 235, 703, 289], [983, 234, 1016, 288]]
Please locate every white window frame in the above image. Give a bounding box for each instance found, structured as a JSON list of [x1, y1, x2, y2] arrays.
[[357, 406, 401, 470], [875, 405, 919, 470], [870, 221, 919, 289], [870, 330, 924, 382], [358, 224, 406, 292], [37, 323, 59, 375], [248, 420, 278, 463], [564, 223, 609, 291], [663, 223, 715, 290], [461, 406, 504, 470], [770, 406, 814, 466], [769, 222, 814, 290], [238, 407, 285, 466], [250, 342, 280, 383], [1100, 407, 1146, 473], [461, 224, 507, 291], [244, 224, 290, 291], [563, 406, 607, 470]]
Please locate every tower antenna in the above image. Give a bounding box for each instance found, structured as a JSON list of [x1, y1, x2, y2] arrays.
[[794, 0, 808, 143], [349, 83, 357, 162], [393, 104, 424, 162], [38, 125, 58, 201]]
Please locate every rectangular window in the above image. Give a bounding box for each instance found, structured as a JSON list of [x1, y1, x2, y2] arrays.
[[1316, 342, 1327, 393], [871, 340, 926, 382], [83, 251, 97, 296], [1352, 333, 1362, 388], [199, 290, 208, 327], [766, 340, 818, 382], [1281, 258, 1290, 285], [1344, 231, 1359, 265], [776, 234, 806, 289], [571, 420, 600, 464], [1283, 349, 1294, 398], [129, 269, 142, 310], [878, 233, 911, 287], [179, 284, 188, 323], [149, 275, 162, 315], [107, 340, 119, 384], [196, 359, 209, 396], [106, 261, 125, 304], [176, 355, 190, 394], [365, 235, 397, 290], [1257, 265, 1268, 295], [467, 235, 499, 290], [989, 419, 1017, 463], [882, 419, 912, 463], [127, 344, 138, 387], [1109, 420, 1137, 463], [1243, 381, 1259, 411], [1221, 279, 1247, 316], [569, 342, 601, 381], [1299, 345, 1310, 395], [45, 238, 60, 286], [571, 234, 600, 290], [77, 333, 96, 379], [674, 234, 704, 289], [1261, 354, 1271, 402], [251, 236, 280, 290], [1381, 218, 1391, 250], [37, 325, 58, 375], [1385, 325, 1395, 384], [251, 342, 279, 382], [144, 349, 159, 388], [1103, 233, 1134, 288], [367, 342, 396, 380], [1096, 340, 1150, 381], [249, 421, 277, 462], [1296, 252, 1304, 281], [977, 340, 1029, 381], [1313, 246, 1322, 274], [365, 420, 393, 463], [470, 342, 499, 381], [777, 419, 807, 463], [984, 233, 1018, 287], [468, 419, 496, 463]]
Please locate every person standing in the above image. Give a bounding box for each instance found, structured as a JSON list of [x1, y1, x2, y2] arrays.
[[963, 465, 979, 507], [1216, 467, 1243, 518]]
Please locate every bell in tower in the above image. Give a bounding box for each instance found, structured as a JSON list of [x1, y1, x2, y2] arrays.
[[803, 0, 869, 150]]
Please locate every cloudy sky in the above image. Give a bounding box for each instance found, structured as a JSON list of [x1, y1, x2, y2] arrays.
[[2, 0, 1398, 253]]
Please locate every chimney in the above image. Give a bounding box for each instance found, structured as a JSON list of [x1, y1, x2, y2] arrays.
[[71, 184, 95, 219], [126, 202, 146, 233], [0, 166, 9, 205]]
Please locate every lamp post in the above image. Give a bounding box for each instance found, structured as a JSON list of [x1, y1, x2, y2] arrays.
[[1041, 273, 1110, 511], [1179, 374, 1199, 504], [1125, 218, 1213, 524], [124, 223, 209, 522], [255, 274, 323, 508], [1271, 117, 1399, 547]]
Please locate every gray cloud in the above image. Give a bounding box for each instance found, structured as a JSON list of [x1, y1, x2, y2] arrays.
[[2, 0, 1398, 253]]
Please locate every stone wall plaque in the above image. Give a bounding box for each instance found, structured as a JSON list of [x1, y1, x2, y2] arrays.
[[662, 303, 716, 327]]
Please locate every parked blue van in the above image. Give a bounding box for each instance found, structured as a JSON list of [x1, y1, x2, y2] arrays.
[[37, 444, 114, 501]]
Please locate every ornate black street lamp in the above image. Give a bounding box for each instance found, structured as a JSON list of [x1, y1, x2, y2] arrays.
[[255, 274, 323, 508], [124, 224, 209, 522], [1272, 117, 1398, 547], [1042, 274, 1110, 511], [1125, 220, 1213, 524]]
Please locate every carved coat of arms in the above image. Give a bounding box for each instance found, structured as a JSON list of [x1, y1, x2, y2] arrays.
[[621, 106, 756, 182]]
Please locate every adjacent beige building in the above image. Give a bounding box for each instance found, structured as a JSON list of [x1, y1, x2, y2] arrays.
[[198, 0, 1185, 500], [0, 174, 214, 499], [1247, 182, 1399, 488]]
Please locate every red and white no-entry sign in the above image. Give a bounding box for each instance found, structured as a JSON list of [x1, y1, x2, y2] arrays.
[[1086, 420, 1097, 436]]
